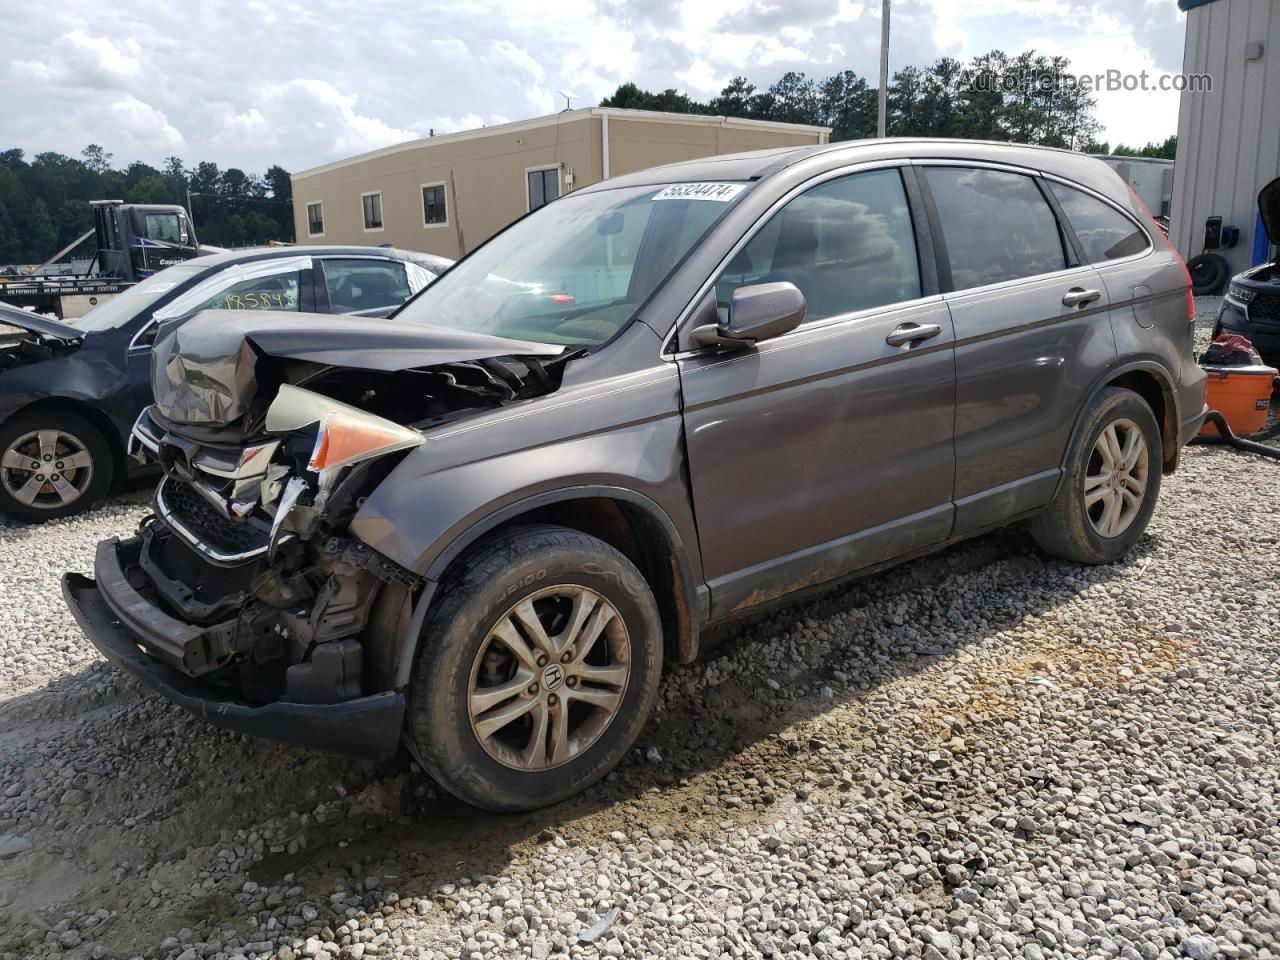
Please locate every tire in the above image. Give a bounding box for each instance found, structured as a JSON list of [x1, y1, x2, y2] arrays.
[[1030, 388, 1162, 565], [1187, 253, 1228, 296], [405, 524, 663, 812], [0, 408, 113, 522]]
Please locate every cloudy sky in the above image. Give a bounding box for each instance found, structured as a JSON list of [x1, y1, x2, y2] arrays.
[[1, 0, 1188, 175]]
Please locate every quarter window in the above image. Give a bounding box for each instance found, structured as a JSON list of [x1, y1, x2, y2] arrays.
[[422, 184, 447, 226], [307, 201, 324, 237], [321, 259, 411, 313], [924, 167, 1066, 289], [527, 168, 560, 212], [714, 168, 922, 324], [362, 192, 383, 231], [1047, 181, 1150, 263]]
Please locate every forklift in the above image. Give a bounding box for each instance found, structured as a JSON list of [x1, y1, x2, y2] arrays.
[[0, 200, 218, 318]]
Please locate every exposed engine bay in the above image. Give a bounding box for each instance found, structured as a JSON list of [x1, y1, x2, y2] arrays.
[[0, 329, 81, 372], [118, 308, 567, 706]]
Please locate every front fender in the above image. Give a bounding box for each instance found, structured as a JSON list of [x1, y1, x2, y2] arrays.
[[349, 412, 699, 581]]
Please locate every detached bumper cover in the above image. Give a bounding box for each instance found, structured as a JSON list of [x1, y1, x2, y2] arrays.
[[61, 551, 404, 757]]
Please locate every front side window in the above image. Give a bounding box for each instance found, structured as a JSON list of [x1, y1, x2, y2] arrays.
[[307, 201, 325, 237], [362, 192, 383, 231], [321, 259, 410, 312], [1047, 181, 1150, 263], [143, 213, 183, 243], [925, 167, 1066, 289], [714, 168, 922, 324], [527, 168, 560, 211], [394, 181, 739, 345], [422, 184, 447, 226]]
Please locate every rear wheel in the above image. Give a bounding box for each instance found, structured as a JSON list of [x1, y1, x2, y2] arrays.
[[1030, 388, 1162, 564], [406, 525, 663, 811], [0, 409, 113, 522]]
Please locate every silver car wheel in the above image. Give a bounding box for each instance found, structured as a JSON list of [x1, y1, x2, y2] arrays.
[[1083, 417, 1149, 539], [468, 584, 630, 772], [0, 429, 95, 510]]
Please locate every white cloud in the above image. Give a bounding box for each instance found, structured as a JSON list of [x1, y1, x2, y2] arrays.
[[0, 0, 1188, 171], [107, 95, 185, 152]]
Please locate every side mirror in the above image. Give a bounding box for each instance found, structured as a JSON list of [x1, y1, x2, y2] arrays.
[[690, 282, 806, 350]]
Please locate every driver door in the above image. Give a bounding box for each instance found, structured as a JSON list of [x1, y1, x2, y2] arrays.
[[677, 167, 957, 619]]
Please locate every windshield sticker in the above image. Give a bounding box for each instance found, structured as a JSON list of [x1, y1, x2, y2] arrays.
[[651, 182, 746, 203], [140, 282, 176, 294]]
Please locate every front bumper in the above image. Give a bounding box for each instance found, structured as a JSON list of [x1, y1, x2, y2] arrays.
[[1219, 299, 1280, 361], [61, 539, 405, 757]]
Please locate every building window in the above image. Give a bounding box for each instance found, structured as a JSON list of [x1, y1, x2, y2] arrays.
[[421, 183, 447, 227], [527, 167, 560, 212], [306, 201, 324, 237], [361, 191, 383, 231]]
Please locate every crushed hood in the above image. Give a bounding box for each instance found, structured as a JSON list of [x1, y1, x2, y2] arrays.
[[1260, 176, 1279, 248], [0, 302, 84, 342], [151, 308, 563, 427]]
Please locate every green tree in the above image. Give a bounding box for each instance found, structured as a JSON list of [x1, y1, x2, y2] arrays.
[[81, 144, 113, 174], [52, 199, 93, 249], [708, 77, 756, 117], [264, 165, 292, 201]]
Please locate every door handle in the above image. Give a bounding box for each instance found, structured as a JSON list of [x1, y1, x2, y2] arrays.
[[1062, 287, 1102, 308], [885, 322, 943, 347]]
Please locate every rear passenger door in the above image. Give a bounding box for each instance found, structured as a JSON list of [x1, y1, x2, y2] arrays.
[[678, 166, 957, 619], [1042, 179, 1177, 386], [918, 164, 1118, 537]]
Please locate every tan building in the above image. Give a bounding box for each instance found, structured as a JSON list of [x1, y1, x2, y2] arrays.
[[290, 108, 830, 259]]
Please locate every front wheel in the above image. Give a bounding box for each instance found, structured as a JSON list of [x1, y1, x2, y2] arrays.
[[0, 409, 113, 522], [1030, 387, 1162, 564], [406, 524, 663, 811]]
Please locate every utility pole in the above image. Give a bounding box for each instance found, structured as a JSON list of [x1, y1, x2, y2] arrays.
[[877, 0, 890, 138]]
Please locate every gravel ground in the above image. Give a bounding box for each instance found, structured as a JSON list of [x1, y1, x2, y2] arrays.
[[2, 298, 1278, 960]]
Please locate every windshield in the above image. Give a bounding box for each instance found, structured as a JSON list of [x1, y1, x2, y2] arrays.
[[74, 263, 206, 332], [393, 182, 745, 345]]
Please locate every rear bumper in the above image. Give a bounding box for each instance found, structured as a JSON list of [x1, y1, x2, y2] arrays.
[[61, 542, 404, 757], [1180, 402, 1210, 447]]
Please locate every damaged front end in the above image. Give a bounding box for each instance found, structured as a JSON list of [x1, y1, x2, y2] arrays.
[[0, 306, 83, 372], [63, 309, 564, 754]]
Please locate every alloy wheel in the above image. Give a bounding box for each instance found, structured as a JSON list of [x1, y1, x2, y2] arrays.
[[467, 584, 631, 771], [0, 429, 95, 510], [1083, 418, 1149, 538]]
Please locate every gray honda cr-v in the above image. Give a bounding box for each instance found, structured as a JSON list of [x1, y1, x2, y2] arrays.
[[64, 139, 1207, 811]]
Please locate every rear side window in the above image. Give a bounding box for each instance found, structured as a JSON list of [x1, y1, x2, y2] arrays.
[[1047, 181, 1150, 263], [925, 167, 1066, 289], [714, 168, 921, 324], [321, 259, 410, 312]]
